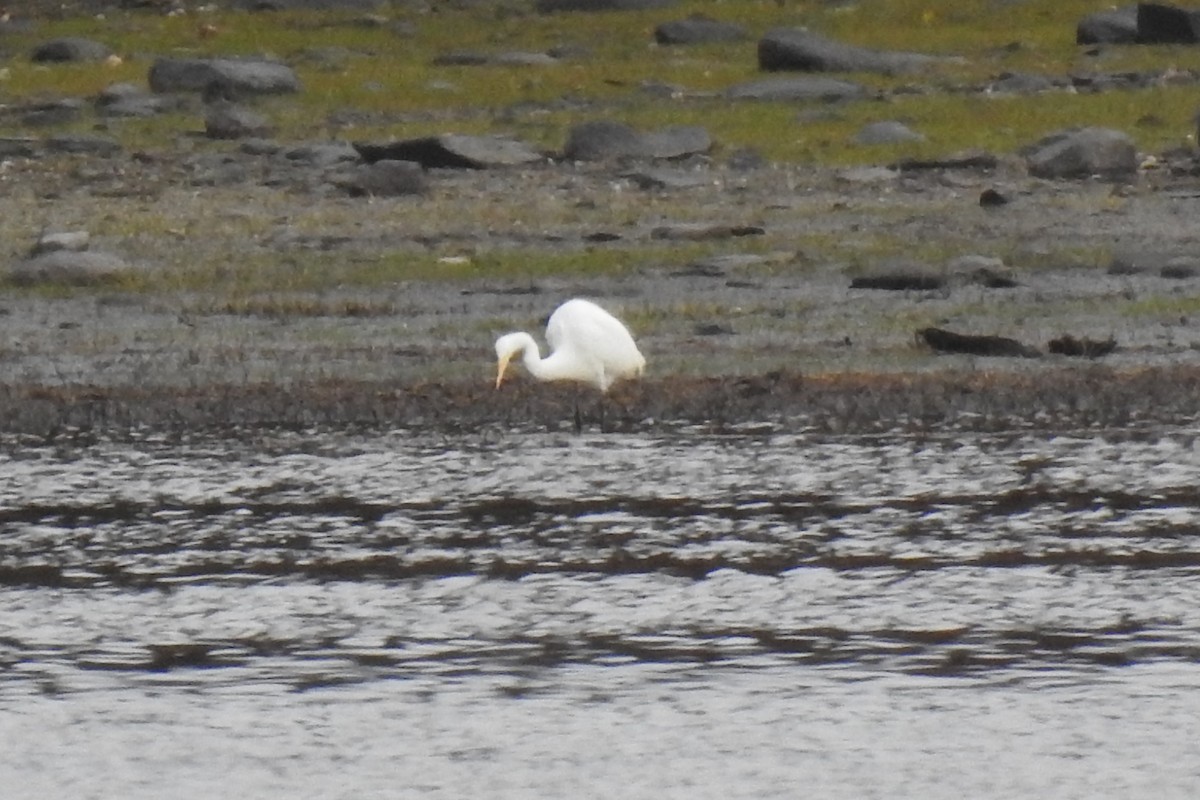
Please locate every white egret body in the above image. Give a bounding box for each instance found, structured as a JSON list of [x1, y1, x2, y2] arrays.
[[494, 298, 645, 392]]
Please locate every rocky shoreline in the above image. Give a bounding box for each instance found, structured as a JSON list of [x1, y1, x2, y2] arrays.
[[4, 2, 1200, 435]]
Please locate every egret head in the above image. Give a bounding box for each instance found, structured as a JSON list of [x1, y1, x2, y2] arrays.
[[494, 333, 523, 389]]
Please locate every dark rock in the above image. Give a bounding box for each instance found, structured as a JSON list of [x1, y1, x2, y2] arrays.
[[344, 159, 427, 196], [758, 28, 941, 75], [536, 0, 675, 11], [891, 152, 999, 171], [655, 15, 746, 45], [623, 168, 712, 190], [149, 57, 301, 95], [918, 327, 1040, 358], [979, 188, 1009, 207], [354, 134, 544, 169], [851, 273, 945, 291], [31, 37, 112, 63], [1024, 127, 1137, 179], [694, 322, 735, 336], [1047, 335, 1118, 358], [1077, 6, 1139, 44], [726, 75, 866, 102], [562, 120, 710, 161], [1136, 2, 1200, 43], [1161, 257, 1200, 278], [205, 105, 274, 139], [853, 120, 924, 145], [9, 250, 133, 286]]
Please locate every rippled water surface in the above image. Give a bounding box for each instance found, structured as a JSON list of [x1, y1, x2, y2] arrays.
[[2, 425, 1200, 798]]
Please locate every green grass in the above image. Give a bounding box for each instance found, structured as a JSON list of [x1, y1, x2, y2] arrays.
[[5, 0, 1199, 161]]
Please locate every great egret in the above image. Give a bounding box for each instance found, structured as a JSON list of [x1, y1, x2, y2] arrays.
[[495, 298, 646, 392]]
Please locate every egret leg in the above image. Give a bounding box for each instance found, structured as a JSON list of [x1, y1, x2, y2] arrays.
[[573, 395, 583, 434]]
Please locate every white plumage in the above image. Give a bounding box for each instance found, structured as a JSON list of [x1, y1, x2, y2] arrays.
[[494, 298, 645, 392]]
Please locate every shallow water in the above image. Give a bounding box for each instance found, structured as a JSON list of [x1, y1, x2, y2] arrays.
[[2, 425, 1199, 798]]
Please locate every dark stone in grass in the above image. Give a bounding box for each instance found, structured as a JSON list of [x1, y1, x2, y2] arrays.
[[1077, 6, 1139, 44], [758, 28, 941, 75], [851, 273, 945, 291], [919, 327, 1041, 358], [1048, 335, 1118, 358], [694, 322, 735, 336], [725, 75, 866, 102], [891, 152, 999, 171], [1160, 258, 1200, 279], [31, 37, 112, 63], [654, 15, 747, 45], [979, 188, 1009, 207], [149, 57, 301, 95], [1136, 2, 1200, 43], [354, 134, 544, 169], [562, 120, 711, 161]]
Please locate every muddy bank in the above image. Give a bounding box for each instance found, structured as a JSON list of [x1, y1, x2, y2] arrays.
[[4, 364, 1199, 439]]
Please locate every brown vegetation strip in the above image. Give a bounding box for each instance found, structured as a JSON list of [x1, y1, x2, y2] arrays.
[[2, 365, 1200, 437]]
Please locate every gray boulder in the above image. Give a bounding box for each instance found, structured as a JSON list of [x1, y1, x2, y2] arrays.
[[758, 28, 941, 74], [1077, 5, 1139, 44], [31, 37, 112, 63], [149, 57, 301, 95], [655, 15, 746, 45], [1024, 127, 1137, 179], [563, 120, 710, 161], [10, 250, 133, 286], [726, 75, 866, 102], [353, 134, 544, 169]]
